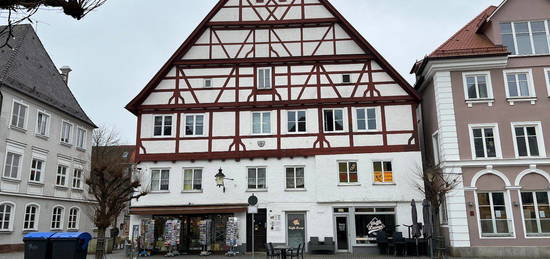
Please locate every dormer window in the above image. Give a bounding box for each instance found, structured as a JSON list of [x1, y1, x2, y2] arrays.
[[501, 21, 550, 56], [257, 68, 272, 90]]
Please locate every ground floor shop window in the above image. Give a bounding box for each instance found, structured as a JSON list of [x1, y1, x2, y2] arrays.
[[287, 213, 306, 248], [354, 208, 396, 244], [521, 191, 550, 236], [477, 192, 512, 237]]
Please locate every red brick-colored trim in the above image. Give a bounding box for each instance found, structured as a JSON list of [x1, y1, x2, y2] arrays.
[[0, 244, 24, 253]]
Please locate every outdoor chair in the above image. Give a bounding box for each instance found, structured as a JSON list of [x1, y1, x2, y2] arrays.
[[388, 232, 407, 256], [376, 231, 389, 254], [266, 242, 281, 259], [289, 243, 304, 259]]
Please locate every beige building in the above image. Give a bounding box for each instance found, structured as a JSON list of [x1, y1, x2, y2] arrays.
[[0, 25, 96, 252], [412, 0, 550, 257]]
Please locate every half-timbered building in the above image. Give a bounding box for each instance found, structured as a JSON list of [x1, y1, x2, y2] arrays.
[[127, 0, 423, 254]]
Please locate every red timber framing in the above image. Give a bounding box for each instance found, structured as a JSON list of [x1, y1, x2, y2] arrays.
[[127, 0, 421, 162]]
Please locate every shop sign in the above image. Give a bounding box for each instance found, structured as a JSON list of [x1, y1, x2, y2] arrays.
[[367, 217, 385, 235], [288, 217, 305, 230]]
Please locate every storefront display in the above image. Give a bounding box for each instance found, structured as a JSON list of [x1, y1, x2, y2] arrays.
[[225, 217, 240, 256]]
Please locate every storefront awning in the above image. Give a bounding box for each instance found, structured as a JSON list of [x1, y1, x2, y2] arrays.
[[130, 204, 248, 215]]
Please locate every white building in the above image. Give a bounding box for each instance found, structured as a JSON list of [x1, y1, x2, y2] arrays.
[[127, 0, 424, 254], [0, 25, 96, 253]]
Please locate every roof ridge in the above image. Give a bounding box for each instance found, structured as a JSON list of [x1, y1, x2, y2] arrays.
[[0, 25, 31, 83], [429, 5, 497, 57]]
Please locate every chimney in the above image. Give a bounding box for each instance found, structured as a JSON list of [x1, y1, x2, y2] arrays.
[[60, 66, 72, 85]]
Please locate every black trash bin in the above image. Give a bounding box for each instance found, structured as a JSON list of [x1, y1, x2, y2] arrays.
[[23, 232, 56, 259], [50, 232, 92, 259]]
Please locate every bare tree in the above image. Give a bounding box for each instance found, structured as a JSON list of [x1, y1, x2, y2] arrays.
[[0, 0, 107, 48], [414, 166, 460, 258], [87, 126, 147, 259]]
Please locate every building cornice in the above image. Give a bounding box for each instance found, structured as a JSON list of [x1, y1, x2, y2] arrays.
[[441, 158, 550, 168], [0, 191, 97, 204]]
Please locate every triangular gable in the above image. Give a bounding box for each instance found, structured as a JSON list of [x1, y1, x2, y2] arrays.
[[126, 0, 419, 113]]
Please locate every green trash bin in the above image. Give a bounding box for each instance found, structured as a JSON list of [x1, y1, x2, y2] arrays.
[[50, 232, 92, 259], [23, 232, 56, 259]]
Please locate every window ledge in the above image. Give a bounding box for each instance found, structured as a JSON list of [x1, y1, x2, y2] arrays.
[[285, 188, 307, 192], [466, 99, 494, 107], [506, 97, 537, 105], [181, 190, 203, 193], [337, 183, 361, 187], [526, 234, 550, 238], [72, 188, 84, 192], [0, 230, 14, 234], [35, 134, 49, 140], [76, 147, 87, 152], [60, 142, 73, 148], [22, 229, 38, 233], [509, 53, 550, 58], [67, 229, 79, 232], [150, 191, 170, 194], [28, 181, 44, 186], [9, 126, 27, 133], [373, 183, 396, 186], [55, 185, 69, 190], [246, 189, 268, 192], [1, 177, 21, 183]]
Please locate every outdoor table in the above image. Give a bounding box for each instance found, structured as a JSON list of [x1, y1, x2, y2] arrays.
[[274, 245, 292, 259]]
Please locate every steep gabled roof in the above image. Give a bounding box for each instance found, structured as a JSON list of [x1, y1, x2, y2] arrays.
[[126, 0, 420, 114], [0, 24, 96, 127], [428, 6, 508, 59]]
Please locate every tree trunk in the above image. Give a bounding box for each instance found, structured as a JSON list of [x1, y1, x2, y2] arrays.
[[432, 207, 444, 259], [95, 227, 106, 259]]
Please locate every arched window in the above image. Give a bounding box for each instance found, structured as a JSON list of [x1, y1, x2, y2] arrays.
[[23, 204, 39, 230], [51, 206, 64, 230], [0, 202, 15, 231], [68, 207, 79, 230]]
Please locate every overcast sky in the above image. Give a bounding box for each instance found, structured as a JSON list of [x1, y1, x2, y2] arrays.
[[3, 0, 502, 143]]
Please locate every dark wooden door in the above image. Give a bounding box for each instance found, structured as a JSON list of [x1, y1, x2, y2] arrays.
[[246, 209, 267, 252]]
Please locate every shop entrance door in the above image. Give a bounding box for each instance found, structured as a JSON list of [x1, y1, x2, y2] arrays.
[[335, 216, 349, 252], [246, 209, 267, 252], [286, 213, 306, 249]]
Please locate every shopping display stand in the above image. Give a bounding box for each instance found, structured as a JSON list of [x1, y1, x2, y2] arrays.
[[163, 219, 181, 257], [225, 217, 240, 257], [199, 220, 213, 256]]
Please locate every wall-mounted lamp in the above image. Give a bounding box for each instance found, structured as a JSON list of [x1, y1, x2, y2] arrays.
[[468, 202, 474, 207], [513, 201, 520, 207], [215, 168, 234, 193]]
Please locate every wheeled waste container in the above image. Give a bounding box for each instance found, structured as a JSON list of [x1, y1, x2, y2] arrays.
[[23, 232, 56, 259], [50, 232, 92, 259]]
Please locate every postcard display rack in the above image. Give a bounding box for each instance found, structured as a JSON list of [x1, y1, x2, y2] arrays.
[[163, 219, 181, 257], [199, 219, 213, 256], [139, 219, 155, 257], [225, 217, 240, 256]]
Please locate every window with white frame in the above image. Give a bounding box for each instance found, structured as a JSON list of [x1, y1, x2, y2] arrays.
[[51, 206, 64, 230], [513, 123, 544, 157], [151, 169, 170, 191], [0, 202, 14, 231], [342, 74, 351, 84], [477, 192, 512, 236], [153, 115, 173, 137], [72, 169, 83, 189], [76, 128, 86, 149], [500, 21, 550, 56], [432, 132, 441, 165], [56, 165, 68, 187], [185, 114, 205, 136], [463, 72, 492, 100], [521, 191, 550, 236], [67, 207, 79, 230], [183, 168, 202, 191], [338, 161, 358, 184], [10, 101, 27, 129], [252, 112, 271, 134], [285, 167, 305, 189], [3, 152, 22, 179], [30, 158, 45, 183], [36, 111, 50, 136], [61, 121, 73, 144], [504, 70, 535, 98], [373, 161, 393, 184], [257, 68, 272, 89], [287, 111, 306, 133], [23, 204, 39, 230], [470, 125, 499, 159], [324, 109, 344, 132], [356, 107, 378, 131], [247, 167, 266, 190]]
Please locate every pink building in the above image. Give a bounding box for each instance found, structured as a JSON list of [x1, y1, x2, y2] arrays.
[[412, 0, 550, 257]]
